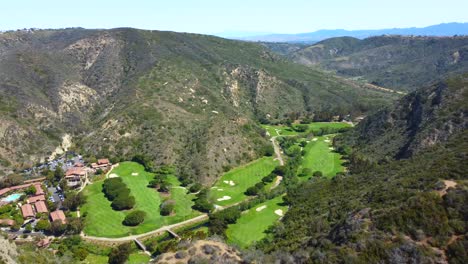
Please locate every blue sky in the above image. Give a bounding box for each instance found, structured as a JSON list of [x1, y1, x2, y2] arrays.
[[2, 0, 467, 35]]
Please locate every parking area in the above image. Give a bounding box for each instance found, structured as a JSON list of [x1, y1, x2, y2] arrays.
[[47, 186, 64, 206]]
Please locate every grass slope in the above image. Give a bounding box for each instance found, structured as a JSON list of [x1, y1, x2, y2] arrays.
[[82, 162, 198, 237], [226, 196, 288, 248], [209, 157, 278, 206], [262, 122, 351, 137], [300, 136, 344, 178]]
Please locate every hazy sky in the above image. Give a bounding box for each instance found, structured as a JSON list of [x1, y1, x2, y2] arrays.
[[2, 0, 467, 34]]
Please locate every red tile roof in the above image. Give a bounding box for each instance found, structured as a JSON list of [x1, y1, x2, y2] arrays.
[[0, 219, 15, 226], [65, 167, 86, 177], [21, 204, 35, 218], [50, 210, 66, 224], [27, 195, 45, 203], [0, 188, 11, 196], [34, 200, 48, 213], [98, 159, 110, 165], [34, 184, 44, 195]]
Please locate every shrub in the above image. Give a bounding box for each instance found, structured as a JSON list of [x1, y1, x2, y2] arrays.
[[160, 200, 175, 216], [123, 210, 146, 226], [108, 243, 132, 264], [313, 171, 323, 177], [35, 219, 50, 231], [111, 195, 135, 210], [189, 183, 203, 193]]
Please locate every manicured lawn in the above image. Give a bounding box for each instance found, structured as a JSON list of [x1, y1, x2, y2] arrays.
[[81, 162, 199, 238], [262, 125, 297, 137], [128, 253, 151, 264], [209, 157, 278, 206], [307, 122, 351, 131], [300, 135, 344, 179], [84, 253, 150, 264], [262, 122, 351, 137], [226, 196, 287, 248]]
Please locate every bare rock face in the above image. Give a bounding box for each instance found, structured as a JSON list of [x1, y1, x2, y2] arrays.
[[0, 237, 18, 264], [155, 240, 242, 264]]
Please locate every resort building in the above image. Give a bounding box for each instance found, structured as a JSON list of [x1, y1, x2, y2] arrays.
[[21, 204, 35, 218], [91, 158, 111, 170], [34, 200, 48, 213], [65, 167, 87, 187], [27, 195, 46, 204], [50, 210, 66, 224]]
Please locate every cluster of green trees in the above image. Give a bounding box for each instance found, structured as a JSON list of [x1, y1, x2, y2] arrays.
[[148, 166, 173, 193], [34, 217, 83, 236], [102, 178, 135, 210], [192, 188, 214, 213], [62, 192, 86, 211], [123, 210, 146, 226], [160, 200, 175, 216]]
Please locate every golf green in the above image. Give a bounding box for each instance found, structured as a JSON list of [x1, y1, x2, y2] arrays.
[[226, 196, 287, 248], [81, 162, 198, 237], [210, 157, 278, 206], [300, 135, 344, 178]]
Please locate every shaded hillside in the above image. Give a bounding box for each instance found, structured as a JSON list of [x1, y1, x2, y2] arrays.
[[256, 75, 468, 263], [340, 75, 467, 162], [286, 35, 468, 91], [0, 28, 397, 181]]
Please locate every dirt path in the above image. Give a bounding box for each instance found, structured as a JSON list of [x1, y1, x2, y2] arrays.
[[81, 214, 209, 242], [438, 180, 457, 197], [271, 136, 284, 166]]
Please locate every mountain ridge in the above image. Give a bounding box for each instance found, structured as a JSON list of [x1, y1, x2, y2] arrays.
[[235, 22, 468, 43]]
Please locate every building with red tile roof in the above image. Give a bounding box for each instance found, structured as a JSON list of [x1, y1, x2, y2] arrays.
[[21, 204, 34, 218], [91, 158, 111, 169], [34, 184, 44, 195], [0, 219, 15, 226], [27, 195, 45, 203], [50, 210, 66, 224], [34, 200, 48, 213], [65, 167, 87, 187]]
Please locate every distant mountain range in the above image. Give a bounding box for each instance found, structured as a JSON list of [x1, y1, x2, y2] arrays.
[[230, 22, 468, 43]]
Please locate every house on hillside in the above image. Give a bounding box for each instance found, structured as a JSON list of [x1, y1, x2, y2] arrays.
[[65, 167, 87, 187], [50, 210, 66, 224], [91, 158, 111, 170]]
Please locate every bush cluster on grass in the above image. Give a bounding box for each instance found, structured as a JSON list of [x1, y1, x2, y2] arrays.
[[123, 210, 146, 226], [160, 200, 175, 216], [102, 178, 135, 211]]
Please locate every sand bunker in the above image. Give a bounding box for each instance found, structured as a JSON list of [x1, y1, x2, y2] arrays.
[[312, 138, 318, 141], [329, 147, 334, 150], [217, 188, 224, 191], [131, 173, 138, 176], [324, 139, 331, 143], [108, 173, 119, 178], [256, 205, 267, 212], [223, 180, 235, 186], [275, 209, 284, 216], [217, 196, 232, 201]]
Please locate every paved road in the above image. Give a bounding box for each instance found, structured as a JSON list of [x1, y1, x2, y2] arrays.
[[81, 214, 209, 242]]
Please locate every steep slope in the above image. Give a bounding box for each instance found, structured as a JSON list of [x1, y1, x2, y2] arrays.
[[341, 75, 468, 162], [0, 28, 397, 182], [287, 35, 468, 91], [257, 75, 468, 263]]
